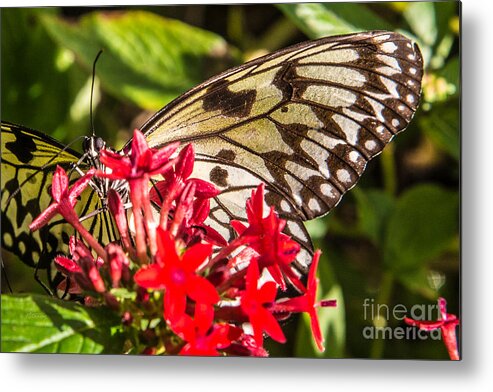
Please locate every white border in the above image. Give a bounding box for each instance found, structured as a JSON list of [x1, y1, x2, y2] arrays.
[[2, 1, 492, 391]]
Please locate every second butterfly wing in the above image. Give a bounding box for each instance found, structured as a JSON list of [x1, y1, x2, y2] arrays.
[[1, 122, 114, 291]]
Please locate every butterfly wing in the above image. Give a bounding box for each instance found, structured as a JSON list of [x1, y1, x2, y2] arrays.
[[139, 31, 423, 271], [1, 121, 114, 290]]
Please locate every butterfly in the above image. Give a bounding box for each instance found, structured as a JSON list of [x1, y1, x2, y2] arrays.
[[1, 30, 423, 291]]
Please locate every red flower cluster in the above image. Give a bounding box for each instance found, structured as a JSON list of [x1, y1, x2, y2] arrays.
[[404, 297, 460, 360], [30, 129, 337, 356]]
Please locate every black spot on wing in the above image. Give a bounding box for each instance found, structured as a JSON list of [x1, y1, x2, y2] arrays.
[[6, 130, 37, 163], [210, 166, 229, 187], [216, 149, 236, 161], [202, 79, 257, 118]]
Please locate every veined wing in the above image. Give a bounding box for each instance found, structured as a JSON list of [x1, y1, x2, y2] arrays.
[[139, 31, 424, 271], [1, 121, 115, 290]]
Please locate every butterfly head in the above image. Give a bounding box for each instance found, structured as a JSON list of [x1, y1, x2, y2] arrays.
[[83, 135, 106, 159]]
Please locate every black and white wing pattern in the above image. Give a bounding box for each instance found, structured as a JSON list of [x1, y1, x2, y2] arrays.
[[1, 122, 115, 289], [1, 31, 423, 286], [139, 31, 424, 271]]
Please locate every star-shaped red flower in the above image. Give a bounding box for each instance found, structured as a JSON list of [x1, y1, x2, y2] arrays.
[[273, 250, 337, 352], [231, 184, 302, 291], [134, 227, 219, 322], [172, 304, 232, 356], [240, 260, 286, 346], [29, 165, 106, 260], [29, 165, 94, 231], [405, 297, 460, 360], [98, 129, 178, 182]]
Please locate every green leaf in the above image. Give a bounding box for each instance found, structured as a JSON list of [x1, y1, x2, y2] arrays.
[[434, 1, 458, 47], [1, 8, 82, 139], [383, 185, 459, 274], [396, 267, 439, 299], [278, 3, 393, 39], [438, 57, 460, 97], [278, 3, 354, 38], [305, 218, 329, 240], [353, 187, 395, 246], [404, 2, 437, 46], [1, 294, 124, 353], [419, 101, 460, 160], [322, 3, 393, 32], [42, 11, 235, 110], [430, 1, 457, 70]]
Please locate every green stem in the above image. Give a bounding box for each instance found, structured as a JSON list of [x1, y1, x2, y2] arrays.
[[381, 143, 397, 196], [227, 6, 246, 49], [256, 17, 300, 52], [369, 270, 394, 359], [368, 136, 399, 357]]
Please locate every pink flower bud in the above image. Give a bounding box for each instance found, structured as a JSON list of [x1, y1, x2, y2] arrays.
[[106, 243, 129, 288]]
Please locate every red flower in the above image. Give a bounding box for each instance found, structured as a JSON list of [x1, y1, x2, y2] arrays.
[[240, 260, 286, 346], [225, 333, 269, 357], [30, 165, 94, 230], [54, 237, 105, 293], [97, 129, 179, 261], [98, 129, 178, 182], [34, 125, 337, 356], [134, 227, 219, 322], [149, 144, 225, 247], [29, 166, 107, 260], [273, 250, 337, 352], [172, 304, 231, 356], [107, 189, 134, 256], [404, 297, 460, 360], [150, 144, 219, 206], [106, 243, 130, 288], [231, 184, 302, 291]]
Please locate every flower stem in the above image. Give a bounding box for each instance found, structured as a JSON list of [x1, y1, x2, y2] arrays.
[[71, 219, 107, 263], [129, 182, 148, 263], [381, 143, 397, 196], [441, 321, 460, 360], [369, 270, 394, 359]]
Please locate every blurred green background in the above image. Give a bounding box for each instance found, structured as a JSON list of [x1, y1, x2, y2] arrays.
[[1, 2, 460, 359]]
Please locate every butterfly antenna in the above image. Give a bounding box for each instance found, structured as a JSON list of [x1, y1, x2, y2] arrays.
[[90, 49, 104, 137]]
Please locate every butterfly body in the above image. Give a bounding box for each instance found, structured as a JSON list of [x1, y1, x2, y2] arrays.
[[1, 30, 423, 288], [79, 135, 130, 218]]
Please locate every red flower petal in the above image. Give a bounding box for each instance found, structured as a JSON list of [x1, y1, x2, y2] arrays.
[[194, 302, 215, 336], [309, 308, 324, 352], [187, 275, 220, 305], [202, 225, 228, 247], [99, 150, 132, 174], [256, 281, 278, 304], [69, 168, 95, 200], [164, 288, 187, 323], [404, 317, 444, 331], [231, 220, 247, 236], [175, 144, 194, 179], [134, 265, 166, 289], [29, 203, 59, 231], [131, 129, 150, 164], [182, 242, 213, 272], [190, 198, 210, 225], [155, 228, 179, 266], [51, 166, 69, 202], [258, 308, 286, 343], [54, 255, 82, 274], [148, 142, 179, 174], [189, 179, 220, 198]]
